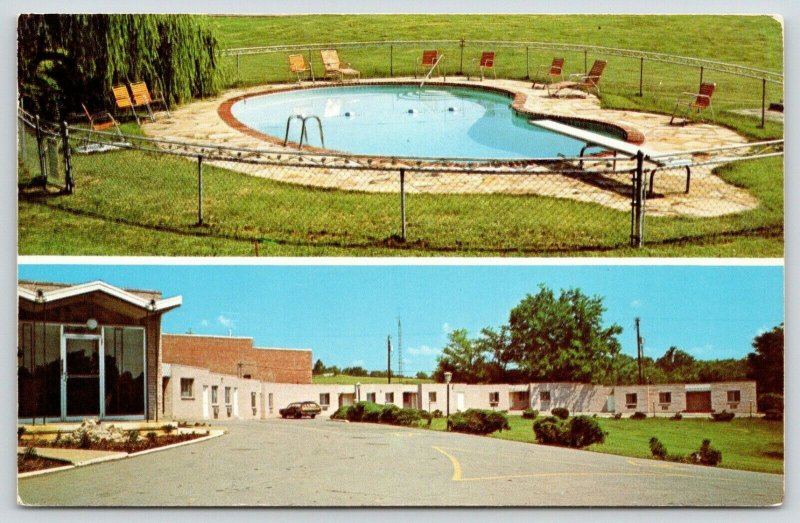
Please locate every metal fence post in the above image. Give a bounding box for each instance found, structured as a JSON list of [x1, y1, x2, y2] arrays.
[[197, 155, 204, 226], [390, 45, 394, 77], [699, 65, 704, 85], [630, 151, 645, 248], [236, 52, 241, 82], [459, 37, 465, 75], [759, 77, 767, 128], [400, 169, 407, 241], [638, 57, 644, 97], [525, 46, 530, 79], [584, 50, 588, 74], [61, 121, 73, 194], [307, 49, 315, 82], [34, 115, 47, 186]]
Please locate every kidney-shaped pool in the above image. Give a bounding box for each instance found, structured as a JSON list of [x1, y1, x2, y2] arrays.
[[227, 84, 622, 159]]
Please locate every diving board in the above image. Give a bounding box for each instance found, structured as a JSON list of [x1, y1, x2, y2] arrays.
[[529, 119, 692, 194]]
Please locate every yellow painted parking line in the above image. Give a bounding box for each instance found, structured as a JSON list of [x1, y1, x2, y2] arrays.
[[432, 446, 462, 481]]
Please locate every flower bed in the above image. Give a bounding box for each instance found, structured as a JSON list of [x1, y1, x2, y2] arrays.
[[18, 454, 69, 474]]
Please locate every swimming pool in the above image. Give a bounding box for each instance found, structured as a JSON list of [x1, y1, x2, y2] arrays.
[[228, 85, 618, 159]]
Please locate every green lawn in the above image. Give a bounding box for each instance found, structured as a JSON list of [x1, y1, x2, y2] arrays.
[[312, 375, 433, 385], [18, 14, 784, 257], [427, 415, 783, 474]]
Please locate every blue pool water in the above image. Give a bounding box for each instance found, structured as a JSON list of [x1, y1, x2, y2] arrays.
[[230, 85, 601, 159]]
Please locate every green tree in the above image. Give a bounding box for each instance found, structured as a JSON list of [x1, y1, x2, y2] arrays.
[[434, 329, 490, 383], [18, 14, 222, 119], [655, 346, 698, 382], [312, 359, 326, 375], [507, 285, 622, 383], [415, 371, 430, 380], [747, 324, 784, 394]]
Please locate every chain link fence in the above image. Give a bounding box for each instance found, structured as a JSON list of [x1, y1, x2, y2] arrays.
[[220, 40, 783, 129], [17, 108, 783, 254]]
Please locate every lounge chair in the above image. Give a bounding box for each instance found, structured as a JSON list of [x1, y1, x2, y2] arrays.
[[320, 49, 360, 82], [81, 103, 122, 137], [415, 50, 445, 79], [468, 51, 496, 81], [288, 54, 314, 83], [112, 84, 142, 124], [531, 57, 565, 89], [669, 82, 716, 125], [548, 59, 607, 98], [129, 80, 171, 122]]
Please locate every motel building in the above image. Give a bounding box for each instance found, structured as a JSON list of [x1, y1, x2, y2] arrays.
[[18, 280, 758, 425]]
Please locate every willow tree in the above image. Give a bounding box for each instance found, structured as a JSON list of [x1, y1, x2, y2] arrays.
[[18, 14, 223, 119]]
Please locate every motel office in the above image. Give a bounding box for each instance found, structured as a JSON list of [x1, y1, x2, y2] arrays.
[[19, 280, 758, 424]]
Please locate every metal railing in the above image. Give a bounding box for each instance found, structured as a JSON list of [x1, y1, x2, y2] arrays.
[[17, 107, 783, 253]]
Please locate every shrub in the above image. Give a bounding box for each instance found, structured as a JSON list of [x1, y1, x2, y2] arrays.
[[533, 415, 605, 448], [348, 401, 383, 422], [394, 408, 426, 426], [689, 439, 722, 466], [146, 431, 158, 443], [567, 416, 606, 448], [126, 430, 139, 444], [649, 437, 667, 459], [161, 424, 174, 435], [758, 393, 783, 414], [449, 409, 510, 435], [379, 404, 401, 424], [22, 446, 37, 460], [431, 409, 443, 419], [522, 408, 539, 420], [670, 412, 683, 421], [630, 411, 647, 420], [711, 410, 735, 422], [330, 405, 352, 420], [17, 426, 26, 438], [612, 412, 623, 420], [764, 409, 783, 421], [551, 407, 570, 420]]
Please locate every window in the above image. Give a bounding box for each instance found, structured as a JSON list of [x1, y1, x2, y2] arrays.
[[211, 386, 219, 404], [251, 392, 257, 408], [429, 391, 437, 402], [225, 387, 231, 404], [319, 393, 331, 406], [385, 392, 395, 404], [625, 393, 638, 407], [180, 378, 194, 399], [659, 392, 672, 404], [540, 391, 551, 402], [366, 392, 376, 403], [517, 391, 530, 402], [489, 392, 500, 405], [727, 390, 741, 402]]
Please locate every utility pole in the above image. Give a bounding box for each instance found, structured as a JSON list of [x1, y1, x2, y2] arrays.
[[635, 317, 644, 385], [387, 335, 392, 384], [397, 317, 403, 380]]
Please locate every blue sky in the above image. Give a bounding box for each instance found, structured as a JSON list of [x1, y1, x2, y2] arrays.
[[18, 264, 783, 375]]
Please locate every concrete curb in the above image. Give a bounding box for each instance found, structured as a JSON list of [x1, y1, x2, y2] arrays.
[[17, 430, 226, 479]]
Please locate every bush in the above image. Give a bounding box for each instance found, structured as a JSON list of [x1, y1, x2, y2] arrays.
[[146, 431, 157, 443], [533, 415, 605, 448], [612, 412, 623, 420], [126, 430, 139, 444], [17, 426, 26, 438], [348, 401, 384, 422], [689, 439, 722, 466], [551, 407, 570, 420], [330, 405, 352, 420], [758, 393, 783, 414], [522, 408, 539, 420], [630, 411, 647, 420], [449, 409, 510, 435], [394, 408, 427, 426], [649, 437, 668, 459], [670, 412, 683, 421], [764, 409, 783, 421], [379, 404, 401, 424], [431, 409, 443, 419], [22, 446, 37, 460], [161, 424, 174, 435], [711, 410, 735, 422]]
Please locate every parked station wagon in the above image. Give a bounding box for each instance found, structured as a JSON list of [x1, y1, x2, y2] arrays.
[[279, 401, 322, 419]]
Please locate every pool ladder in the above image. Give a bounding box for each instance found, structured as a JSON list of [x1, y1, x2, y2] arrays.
[[284, 115, 325, 149], [419, 54, 445, 88]]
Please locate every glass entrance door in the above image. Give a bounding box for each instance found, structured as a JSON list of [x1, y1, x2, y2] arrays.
[[63, 336, 102, 419]]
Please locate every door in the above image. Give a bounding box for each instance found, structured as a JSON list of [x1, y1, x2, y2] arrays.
[[686, 391, 712, 412], [202, 386, 209, 419], [456, 392, 465, 412], [62, 335, 103, 419]]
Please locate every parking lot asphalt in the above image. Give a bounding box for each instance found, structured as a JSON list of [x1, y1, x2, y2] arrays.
[[17, 418, 784, 507]]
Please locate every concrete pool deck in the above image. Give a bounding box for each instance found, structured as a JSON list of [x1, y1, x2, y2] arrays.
[[142, 77, 760, 218]]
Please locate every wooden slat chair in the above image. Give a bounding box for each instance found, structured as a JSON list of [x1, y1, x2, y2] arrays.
[[129, 81, 171, 122], [468, 51, 496, 81], [415, 50, 445, 79], [531, 57, 565, 89], [670, 82, 716, 125], [288, 54, 314, 83], [320, 49, 360, 82], [81, 103, 122, 137], [548, 59, 607, 98], [112, 84, 142, 124]]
